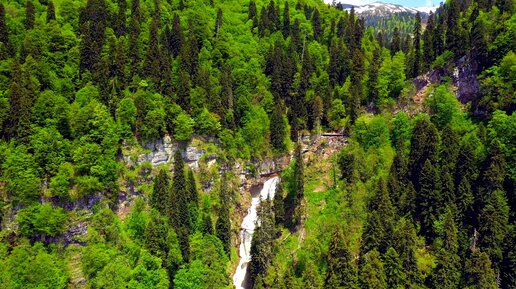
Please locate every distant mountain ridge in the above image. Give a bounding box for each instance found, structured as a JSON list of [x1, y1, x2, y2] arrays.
[[341, 2, 425, 15], [338, 1, 431, 39]]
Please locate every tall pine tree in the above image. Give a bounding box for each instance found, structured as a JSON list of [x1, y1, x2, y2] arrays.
[[325, 226, 359, 288], [151, 169, 170, 215]]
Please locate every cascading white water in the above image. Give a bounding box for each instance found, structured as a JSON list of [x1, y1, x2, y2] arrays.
[[233, 176, 279, 289]]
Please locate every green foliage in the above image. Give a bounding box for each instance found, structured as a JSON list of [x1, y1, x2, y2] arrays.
[[328, 98, 349, 131], [174, 233, 229, 289], [426, 85, 461, 129], [352, 115, 391, 150], [0, 241, 69, 289], [195, 107, 221, 136], [174, 111, 195, 141], [377, 49, 406, 103], [240, 105, 270, 158], [360, 249, 387, 289], [17, 203, 67, 237], [2, 145, 41, 205], [324, 226, 358, 289]]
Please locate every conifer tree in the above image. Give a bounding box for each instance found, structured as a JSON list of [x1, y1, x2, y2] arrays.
[[0, 4, 7, 44], [440, 125, 459, 206], [282, 2, 290, 37], [267, 0, 279, 32], [25, 1, 35, 30], [176, 70, 190, 111], [216, 189, 231, 257], [363, 178, 395, 253], [115, 0, 127, 37], [392, 218, 420, 285], [388, 141, 409, 207], [248, 0, 257, 21], [144, 16, 162, 84], [383, 247, 406, 288], [273, 180, 285, 226], [145, 210, 170, 261], [47, 1, 56, 23], [8, 60, 35, 143], [215, 8, 223, 37], [336, 16, 345, 38], [360, 249, 387, 289], [292, 143, 305, 227], [312, 8, 322, 41], [465, 250, 497, 289], [151, 169, 170, 215], [114, 37, 127, 90], [6, 61, 24, 140], [412, 12, 422, 78], [180, 21, 199, 79], [249, 198, 275, 285], [446, 0, 462, 56], [324, 226, 359, 288], [258, 7, 269, 37], [170, 14, 183, 57], [422, 11, 434, 71], [479, 189, 509, 265], [186, 169, 198, 206], [417, 159, 442, 238], [200, 213, 213, 235], [455, 140, 478, 189], [270, 103, 287, 153], [128, 10, 141, 77], [302, 260, 322, 289], [391, 27, 401, 55], [169, 150, 190, 261], [433, 12, 445, 56], [456, 176, 475, 228], [477, 142, 506, 207], [431, 209, 461, 288], [409, 117, 439, 192]]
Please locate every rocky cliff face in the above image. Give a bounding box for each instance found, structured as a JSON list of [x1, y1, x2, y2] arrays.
[[413, 50, 481, 104]]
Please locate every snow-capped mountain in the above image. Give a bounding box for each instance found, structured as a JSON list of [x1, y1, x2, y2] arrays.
[[342, 2, 423, 15], [336, 2, 433, 42]]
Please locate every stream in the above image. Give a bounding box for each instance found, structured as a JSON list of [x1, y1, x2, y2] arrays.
[[232, 176, 279, 289]]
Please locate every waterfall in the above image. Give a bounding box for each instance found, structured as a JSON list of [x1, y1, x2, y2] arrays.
[[232, 176, 279, 289]]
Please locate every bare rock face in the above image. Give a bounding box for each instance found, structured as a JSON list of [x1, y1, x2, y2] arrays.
[[413, 50, 481, 104], [453, 52, 481, 103], [140, 135, 176, 166]]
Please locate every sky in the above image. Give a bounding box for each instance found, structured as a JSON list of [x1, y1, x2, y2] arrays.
[[323, 0, 439, 8]]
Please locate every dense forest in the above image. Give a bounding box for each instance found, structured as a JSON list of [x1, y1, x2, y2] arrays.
[[0, 0, 514, 288]]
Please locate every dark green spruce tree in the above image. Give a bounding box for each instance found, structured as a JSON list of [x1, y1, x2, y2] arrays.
[[216, 180, 232, 257], [362, 178, 395, 253], [47, 1, 56, 23], [412, 12, 421, 78], [422, 11, 434, 71], [169, 150, 190, 262], [360, 249, 387, 289], [270, 103, 287, 153], [282, 2, 290, 37], [273, 180, 285, 226], [431, 209, 461, 288], [25, 1, 35, 30], [383, 247, 407, 288], [465, 250, 497, 289], [417, 159, 442, 238], [0, 3, 7, 44], [409, 117, 439, 192], [249, 198, 275, 286], [144, 16, 162, 85], [324, 226, 359, 288], [151, 169, 170, 215]]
